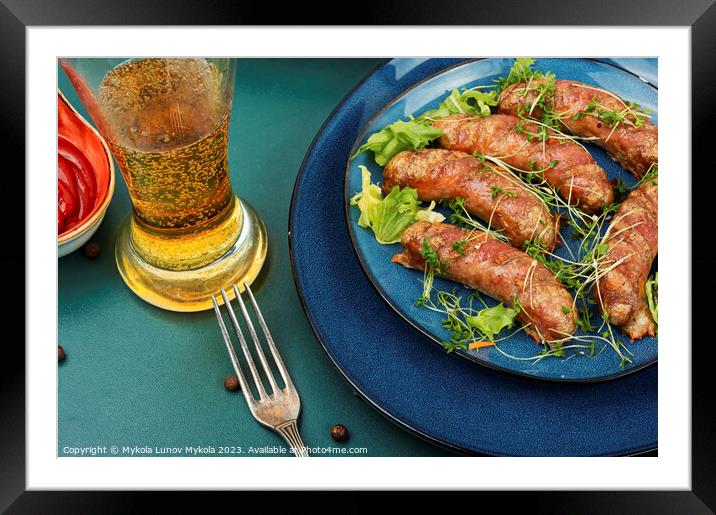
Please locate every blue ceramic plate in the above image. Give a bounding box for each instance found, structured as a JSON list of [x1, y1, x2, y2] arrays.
[[290, 58, 657, 455], [345, 58, 658, 382]]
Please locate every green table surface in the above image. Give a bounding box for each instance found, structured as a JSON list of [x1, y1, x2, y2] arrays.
[[58, 58, 452, 457]]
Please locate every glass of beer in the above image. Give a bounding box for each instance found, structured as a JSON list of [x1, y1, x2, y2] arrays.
[[60, 58, 267, 311]]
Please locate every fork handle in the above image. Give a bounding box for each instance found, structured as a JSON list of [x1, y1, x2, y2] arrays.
[[275, 420, 309, 458]]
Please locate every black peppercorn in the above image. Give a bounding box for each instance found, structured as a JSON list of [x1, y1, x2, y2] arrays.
[[224, 374, 240, 391], [330, 424, 349, 442], [58, 345, 65, 362], [82, 241, 101, 259]]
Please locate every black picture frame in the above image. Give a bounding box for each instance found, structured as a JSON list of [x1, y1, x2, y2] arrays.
[[3, 0, 713, 511]]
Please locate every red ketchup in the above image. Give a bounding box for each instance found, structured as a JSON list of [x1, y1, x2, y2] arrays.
[[58, 137, 97, 234]]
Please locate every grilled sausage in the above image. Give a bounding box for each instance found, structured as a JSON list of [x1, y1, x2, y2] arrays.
[[595, 177, 658, 340], [383, 149, 558, 250], [433, 114, 614, 213], [393, 221, 577, 344], [499, 80, 658, 179]]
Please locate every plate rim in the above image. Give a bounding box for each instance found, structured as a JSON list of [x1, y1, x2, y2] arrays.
[[289, 57, 656, 455], [342, 57, 658, 384]]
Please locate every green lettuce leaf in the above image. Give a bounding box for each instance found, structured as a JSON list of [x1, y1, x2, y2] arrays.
[[353, 120, 443, 166], [350, 165, 383, 227], [415, 200, 446, 223], [496, 57, 556, 94], [465, 302, 520, 341], [352, 87, 497, 166], [368, 185, 419, 244], [423, 88, 497, 119], [496, 57, 537, 92], [645, 272, 658, 324], [350, 166, 421, 244]]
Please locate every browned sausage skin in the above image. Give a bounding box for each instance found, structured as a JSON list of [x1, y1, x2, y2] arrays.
[[393, 221, 577, 344], [595, 178, 658, 340], [383, 149, 558, 250], [433, 114, 614, 213], [499, 80, 657, 179]]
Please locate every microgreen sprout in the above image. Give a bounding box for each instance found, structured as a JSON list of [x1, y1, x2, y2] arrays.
[[441, 197, 510, 244]]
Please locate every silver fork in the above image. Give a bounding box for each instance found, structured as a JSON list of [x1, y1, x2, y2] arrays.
[[212, 283, 308, 457]]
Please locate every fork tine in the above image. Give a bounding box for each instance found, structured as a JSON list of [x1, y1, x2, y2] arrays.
[[215, 286, 307, 458], [243, 283, 294, 389], [220, 288, 268, 400], [232, 284, 280, 394], [211, 295, 255, 407]]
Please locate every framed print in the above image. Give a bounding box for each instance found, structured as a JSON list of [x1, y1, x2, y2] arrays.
[[3, 0, 715, 511]]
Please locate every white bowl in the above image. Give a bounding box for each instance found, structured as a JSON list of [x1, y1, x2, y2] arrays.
[[57, 90, 115, 258]]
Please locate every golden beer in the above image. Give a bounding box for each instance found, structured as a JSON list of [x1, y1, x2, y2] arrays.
[[62, 58, 267, 311]]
